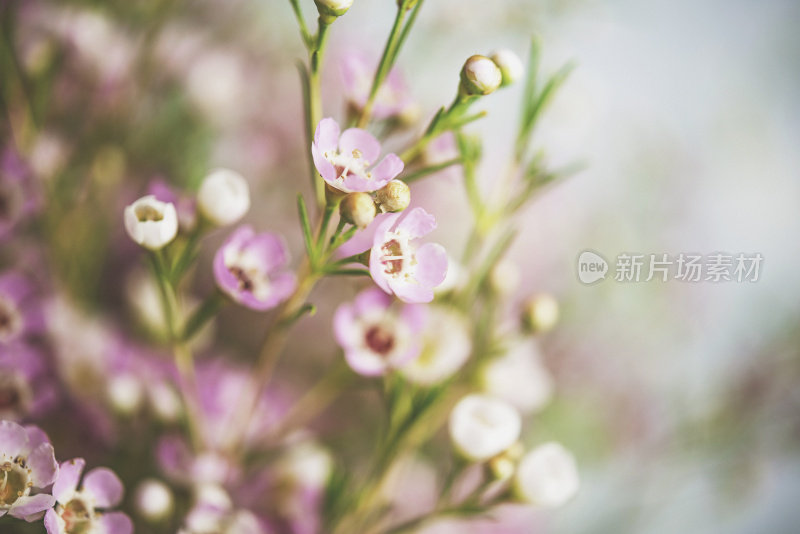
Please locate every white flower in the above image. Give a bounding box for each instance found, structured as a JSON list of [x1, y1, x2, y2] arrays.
[[277, 440, 333, 490], [107, 374, 144, 416], [490, 49, 524, 86], [197, 169, 250, 226], [135, 479, 174, 522], [124, 195, 179, 250], [460, 55, 502, 96], [481, 338, 553, 414], [448, 394, 521, 462], [314, 0, 353, 17], [515, 442, 579, 507], [400, 307, 471, 385]]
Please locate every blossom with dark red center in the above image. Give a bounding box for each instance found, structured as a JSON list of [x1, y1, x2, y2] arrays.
[[333, 288, 426, 376], [213, 226, 296, 311]]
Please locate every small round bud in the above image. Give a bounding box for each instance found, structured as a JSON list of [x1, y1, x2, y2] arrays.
[[460, 55, 502, 96], [340, 192, 376, 228], [197, 168, 250, 226], [135, 479, 174, 523], [488, 455, 516, 481], [375, 180, 410, 213], [315, 0, 353, 18], [514, 442, 579, 507], [490, 49, 524, 87], [521, 294, 560, 334], [449, 394, 522, 462], [124, 195, 179, 250], [489, 259, 520, 295]]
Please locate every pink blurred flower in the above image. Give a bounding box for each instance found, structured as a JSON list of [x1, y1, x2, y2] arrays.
[[148, 178, 198, 232], [0, 272, 45, 345], [44, 459, 132, 534], [213, 226, 296, 311], [0, 343, 58, 421], [311, 118, 403, 193], [340, 52, 414, 120], [0, 148, 40, 241], [0, 421, 58, 521], [333, 288, 426, 376]]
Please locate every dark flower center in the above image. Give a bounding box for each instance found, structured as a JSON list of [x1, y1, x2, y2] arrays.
[[365, 325, 395, 356], [134, 204, 164, 222], [381, 239, 404, 275], [0, 461, 28, 506], [229, 266, 255, 292], [61, 498, 93, 534]]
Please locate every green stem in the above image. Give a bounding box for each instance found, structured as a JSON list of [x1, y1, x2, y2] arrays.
[[356, 4, 409, 128], [307, 17, 332, 207], [181, 290, 225, 342], [402, 157, 462, 183], [288, 0, 313, 49]]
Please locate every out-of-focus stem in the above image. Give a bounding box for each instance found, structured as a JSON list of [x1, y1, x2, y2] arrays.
[[306, 18, 332, 207], [356, 4, 409, 128]]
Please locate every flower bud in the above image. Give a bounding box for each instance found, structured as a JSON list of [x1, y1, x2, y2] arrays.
[[488, 455, 516, 481], [460, 55, 502, 96], [107, 374, 144, 416], [197, 168, 250, 226], [521, 294, 560, 334], [490, 49, 524, 87], [135, 479, 174, 523], [315, 0, 353, 18], [375, 180, 410, 213], [514, 442, 579, 507], [340, 192, 376, 228], [124, 195, 179, 250], [489, 259, 520, 295], [449, 394, 522, 462]]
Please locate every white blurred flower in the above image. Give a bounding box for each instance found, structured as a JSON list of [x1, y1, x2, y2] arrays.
[[277, 440, 333, 490], [448, 394, 521, 462], [149, 382, 183, 423], [135, 479, 174, 522], [522, 294, 560, 334], [515, 442, 579, 507], [197, 169, 250, 226], [107, 373, 145, 415], [124, 195, 179, 250], [186, 51, 246, 124], [490, 49, 524, 86], [489, 258, 520, 295], [480, 338, 553, 414], [400, 307, 471, 385]]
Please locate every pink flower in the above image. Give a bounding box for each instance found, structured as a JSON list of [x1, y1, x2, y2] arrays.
[[340, 208, 448, 303], [340, 52, 414, 120], [213, 226, 296, 311], [44, 459, 132, 534], [0, 421, 58, 521], [333, 288, 427, 376], [0, 272, 45, 345], [311, 118, 403, 193]]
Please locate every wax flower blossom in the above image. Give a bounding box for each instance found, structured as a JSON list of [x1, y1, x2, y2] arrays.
[[400, 306, 471, 385], [123, 194, 179, 250], [333, 288, 427, 376], [0, 272, 45, 345], [0, 421, 58, 521], [480, 338, 554, 415], [44, 458, 132, 534], [311, 117, 404, 193], [340, 52, 414, 120], [448, 394, 522, 462], [514, 442, 579, 507], [214, 225, 296, 311], [197, 168, 251, 227]]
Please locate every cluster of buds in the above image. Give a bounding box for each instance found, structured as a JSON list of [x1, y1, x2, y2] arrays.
[[459, 49, 523, 97], [339, 179, 411, 229]]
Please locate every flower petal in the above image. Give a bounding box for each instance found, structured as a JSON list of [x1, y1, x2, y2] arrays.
[[28, 442, 58, 488], [97, 512, 134, 534], [339, 128, 381, 164], [388, 278, 434, 304], [344, 348, 389, 376], [83, 467, 124, 508], [23, 425, 50, 450], [370, 153, 404, 183], [9, 493, 56, 520], [395, 207, 436, 239], [311, 143, 338, 184], [44, 509, 62, 534], [0, 419, 28, 458], [413, 243, 448, 288], [337, 213, 397, 257], [53, 458, 85, 504], [314, 117, 340, 153], [352, 287, 392, 317]]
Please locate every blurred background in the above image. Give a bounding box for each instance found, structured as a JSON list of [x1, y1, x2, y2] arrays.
[[3, 0, 800, 532]]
